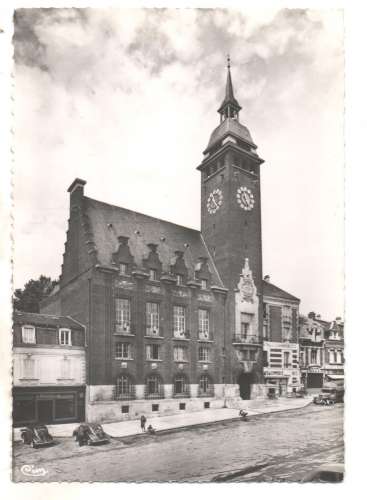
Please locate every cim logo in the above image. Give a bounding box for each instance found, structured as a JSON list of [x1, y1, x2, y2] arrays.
[[21, 464, 48, 477]]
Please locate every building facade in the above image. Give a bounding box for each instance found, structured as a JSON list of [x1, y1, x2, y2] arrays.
[[299, 313, 344, 390], [262, 277, 301, 396], [40, 62, 301, 422], [13, 311, 86, 426]]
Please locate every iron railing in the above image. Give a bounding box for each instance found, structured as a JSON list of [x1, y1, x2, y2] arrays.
[[113, 386, 136, 400], [232, 334, 262, 345]]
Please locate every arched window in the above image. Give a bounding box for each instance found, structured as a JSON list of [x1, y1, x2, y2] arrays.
[[173, 374, 189, 397], [199, 374, 213, 396], [115, 374, 135, 400], [145, 374, 164, 399]]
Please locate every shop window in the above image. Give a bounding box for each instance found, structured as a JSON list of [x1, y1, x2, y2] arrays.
[[59, 328, 72, 346], [21, 325, 36, 344], [55, 395, 75, 419], [13, 397, 36, 424]]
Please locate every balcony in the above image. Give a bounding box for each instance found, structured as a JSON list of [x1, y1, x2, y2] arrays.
[[232, 334, 262, 345], [198, 331, 213, 342], [173, 331, 190, 340], [114, 323, 134, 335], [145, 326, 163, 338]]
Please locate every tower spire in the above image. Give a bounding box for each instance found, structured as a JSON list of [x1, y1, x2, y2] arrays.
[[218, 55, 241, 122]]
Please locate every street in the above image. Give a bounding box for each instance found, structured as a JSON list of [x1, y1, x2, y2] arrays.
[[13, 404, 343, 482]]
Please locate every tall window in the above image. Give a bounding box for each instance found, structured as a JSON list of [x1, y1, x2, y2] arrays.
[[173, 375, 188, 395], [146, 302, 160, 336], [176, 274, 183, 286], [311, 349, 317, 364], [199, 374, 211, 394], [332, 350, 338, 363], [119, 263, 128, 275], [174, 346, 188, 362], [198, 309, 210, 339], [200, 279, 208, 290], [59, 328, 71, 346], [115, 342, 132, 359], [60, 357, 71, 379], [173, 305, 186, 337], [149, 269, 157, 281], [146, 344, 160, 361], [284, 351, 291, 368], [240, 313, 250, 337], [115, 298, 131, 332], [22, 326, 35, 344], [283, 327, 291, 342], [198, 346, 209, 362], [23, 356, 35, 379], [282, 306, 292, 321]]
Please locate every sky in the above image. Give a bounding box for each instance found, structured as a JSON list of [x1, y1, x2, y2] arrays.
[[12, 7, 344, 319]]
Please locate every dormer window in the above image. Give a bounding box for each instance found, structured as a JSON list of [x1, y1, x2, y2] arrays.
[[200, 279, 208, 290], [59, 328, 72, 346], [149, 269, 157, 281], [22, 325, 35, 344], [119, 263, 128, 275]]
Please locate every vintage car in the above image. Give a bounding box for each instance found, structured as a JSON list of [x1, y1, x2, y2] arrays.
[[302, 463, 344, 483], [20, 425, 54, 448], [72, 423, 110, 446], [313, 394, 335, 405]]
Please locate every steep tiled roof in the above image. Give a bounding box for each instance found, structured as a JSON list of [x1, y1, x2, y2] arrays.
[[263, 280, 300, 303], [13, 311, 84, 329], [84, 197, 224, 287]]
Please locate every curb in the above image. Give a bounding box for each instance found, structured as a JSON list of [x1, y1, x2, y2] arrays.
[[13, 400, 313, 442]]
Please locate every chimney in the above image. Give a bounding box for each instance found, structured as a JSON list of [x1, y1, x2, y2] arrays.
[[67, 178, 86, 211], [308, 312, 316, 320], [264, 275, 270, 283]]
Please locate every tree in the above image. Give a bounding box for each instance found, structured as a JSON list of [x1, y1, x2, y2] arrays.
[[13, 275, 59, 313]]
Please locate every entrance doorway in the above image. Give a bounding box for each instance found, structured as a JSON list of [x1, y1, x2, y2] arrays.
[[237, 373, 252, 400], [37, 400, 53, 424]]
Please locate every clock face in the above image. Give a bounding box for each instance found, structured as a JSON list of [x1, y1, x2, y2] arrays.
[[237, 186, 255, 211], [207, 189, 223, 214]]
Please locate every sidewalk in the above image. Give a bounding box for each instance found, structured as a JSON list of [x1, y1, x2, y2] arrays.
[[13, 396, 312, 442]]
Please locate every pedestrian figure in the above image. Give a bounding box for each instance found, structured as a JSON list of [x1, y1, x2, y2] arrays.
[[147, 424, 156, 435], [140, 415, 146, 432]]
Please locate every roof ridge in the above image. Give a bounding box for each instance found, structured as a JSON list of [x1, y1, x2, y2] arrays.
[[84, 196, 201, 234]]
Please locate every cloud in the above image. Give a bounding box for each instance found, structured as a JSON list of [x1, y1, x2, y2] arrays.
[[12, 8, 344, 318]]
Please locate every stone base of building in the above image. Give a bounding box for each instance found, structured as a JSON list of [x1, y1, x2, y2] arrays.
[[86, 396, 226, 423], [222, 383, 267, 408]]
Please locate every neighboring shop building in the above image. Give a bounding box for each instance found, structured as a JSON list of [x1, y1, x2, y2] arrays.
[[323, 317, 344, 384], [40, 62, 272, 422], [262, 277, 301, 397], [13, 311, 86, 427], [299, 312, 325, 390]]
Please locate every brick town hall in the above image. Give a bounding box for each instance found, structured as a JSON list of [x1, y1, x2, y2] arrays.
[[35, 61, 301, 423]]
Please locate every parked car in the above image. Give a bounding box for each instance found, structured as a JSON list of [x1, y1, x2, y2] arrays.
[[20, 425, 54, 448], [302, 463, 344, 482], [72, 423, 109, 446], [313, 394, 335, 405]]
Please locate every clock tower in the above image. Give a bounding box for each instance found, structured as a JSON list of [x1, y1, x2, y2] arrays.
[[197, 58, 265, 398]]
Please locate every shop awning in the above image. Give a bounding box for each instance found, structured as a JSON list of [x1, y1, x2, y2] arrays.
[[325, 374, 344, 380]]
